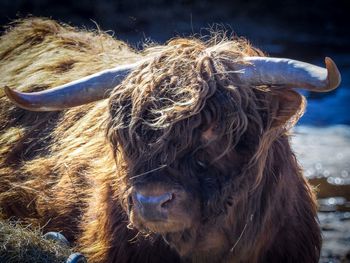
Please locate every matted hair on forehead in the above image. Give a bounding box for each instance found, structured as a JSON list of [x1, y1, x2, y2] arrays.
[[106, 37, 261, 166]]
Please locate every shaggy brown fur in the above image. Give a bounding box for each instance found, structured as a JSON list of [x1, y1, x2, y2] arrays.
[[0, 18, 321, 262]]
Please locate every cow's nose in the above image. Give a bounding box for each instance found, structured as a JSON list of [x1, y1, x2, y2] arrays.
[[133, 192, 174, 221]]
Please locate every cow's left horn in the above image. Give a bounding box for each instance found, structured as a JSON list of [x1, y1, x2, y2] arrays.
[[4, 62, 139, 111], [237, 57, 341, 92]]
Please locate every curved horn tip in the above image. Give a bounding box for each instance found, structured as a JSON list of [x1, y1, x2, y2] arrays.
[[325, 57, 341, 91], [3, 86, 39, 111], [4, 86, 18, 103]]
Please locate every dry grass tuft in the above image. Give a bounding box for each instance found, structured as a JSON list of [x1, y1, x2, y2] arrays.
[[0, 220, 72, 263]]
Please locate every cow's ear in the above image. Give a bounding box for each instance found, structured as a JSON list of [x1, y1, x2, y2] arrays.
[[271, 90, 305, 128]]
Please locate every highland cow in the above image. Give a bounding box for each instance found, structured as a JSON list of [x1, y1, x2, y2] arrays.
[[0, 18, 341, 263]]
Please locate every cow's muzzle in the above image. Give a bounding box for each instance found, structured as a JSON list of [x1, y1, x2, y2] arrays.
[[132, 191, 174, 221], [127, 184, 198, 234]]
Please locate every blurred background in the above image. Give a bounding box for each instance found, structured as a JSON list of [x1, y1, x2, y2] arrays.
[[0, 0, 349, 262]]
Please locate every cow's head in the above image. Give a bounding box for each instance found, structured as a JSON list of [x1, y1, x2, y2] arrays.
[[4, 38, 340, 258]]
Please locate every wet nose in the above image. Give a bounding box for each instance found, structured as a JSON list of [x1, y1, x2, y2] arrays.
[[133, 192, 174, 221]]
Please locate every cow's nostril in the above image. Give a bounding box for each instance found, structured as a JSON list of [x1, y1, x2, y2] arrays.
[[160, 193, 174, 208], [128, 194, 133, 206]]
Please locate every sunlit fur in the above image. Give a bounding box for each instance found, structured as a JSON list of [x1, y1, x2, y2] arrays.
[[0, 18, 321, 262]]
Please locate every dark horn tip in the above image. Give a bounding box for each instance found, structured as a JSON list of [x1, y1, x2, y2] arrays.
[[325, 57, 341, 91], [4, 86, 18, 104], [4, 86, 38, 111]]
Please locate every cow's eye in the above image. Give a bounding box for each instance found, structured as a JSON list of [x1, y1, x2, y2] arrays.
[[196, 160, 208, 168]]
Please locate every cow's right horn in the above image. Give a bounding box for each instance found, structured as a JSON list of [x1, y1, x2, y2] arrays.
[[237, 57, 341, 92], [4, 62, 139, 112]]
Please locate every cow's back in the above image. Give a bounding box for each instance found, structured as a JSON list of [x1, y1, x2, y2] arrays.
[[0, 18, 139, 238]]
